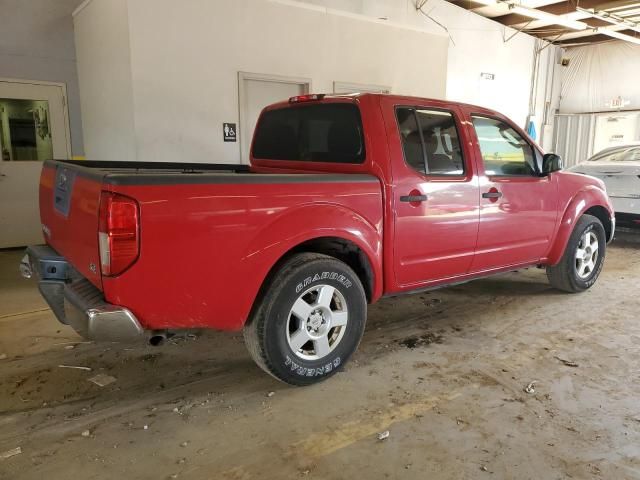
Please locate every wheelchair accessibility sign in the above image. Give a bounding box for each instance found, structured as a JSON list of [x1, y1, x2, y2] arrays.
[[223, 123, 237, 142]]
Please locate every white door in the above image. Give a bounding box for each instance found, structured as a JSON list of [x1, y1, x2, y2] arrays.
[[0, 80, 71, 248], [238, 73, 310, 163]]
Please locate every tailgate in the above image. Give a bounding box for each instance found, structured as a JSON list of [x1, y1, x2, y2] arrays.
[[39, 160, 106, 289]]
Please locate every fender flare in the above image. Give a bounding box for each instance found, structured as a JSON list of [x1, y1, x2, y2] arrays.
[[237, 203, 383, 324], [546, 186, 613, 265]]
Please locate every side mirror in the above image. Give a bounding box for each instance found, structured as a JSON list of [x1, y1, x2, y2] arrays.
[[542, 153, 563, 175]]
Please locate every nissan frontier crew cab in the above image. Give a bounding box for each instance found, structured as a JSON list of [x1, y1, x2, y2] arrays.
[[22, 93, 615, 385]]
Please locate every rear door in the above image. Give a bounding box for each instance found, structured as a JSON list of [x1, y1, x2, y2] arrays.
[[464, 109, 558, 271], [381, 97, 480, 289]]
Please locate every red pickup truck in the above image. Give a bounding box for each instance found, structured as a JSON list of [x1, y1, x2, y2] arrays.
[[22, 93, 614, 385]]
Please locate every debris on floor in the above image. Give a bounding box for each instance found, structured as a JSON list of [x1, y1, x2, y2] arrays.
[[267, 391, 275, 397], [376, 430, 390, 441], [81, 430, 91, 437], [0, 353, 7, 360], [88, 373, 117, 387], [0, 447, 22, 460], [524, 381, 537, 394], [554, 356, 579, 367], [423, 298, 442, 307], [58, 365, 92, 371], [399, 333, 443, 349]]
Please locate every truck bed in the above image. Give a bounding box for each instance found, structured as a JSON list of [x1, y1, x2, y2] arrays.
[[39, 159, 383, 331]]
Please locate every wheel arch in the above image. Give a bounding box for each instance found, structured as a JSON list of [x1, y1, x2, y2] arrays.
[[546, 187, 613, 266], [240, 203, 383, 328], [584, 205, 613, 241]]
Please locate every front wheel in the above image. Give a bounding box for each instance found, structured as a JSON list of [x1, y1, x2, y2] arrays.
[[547, 214, 606, 293], [243, 253, 367, 386]]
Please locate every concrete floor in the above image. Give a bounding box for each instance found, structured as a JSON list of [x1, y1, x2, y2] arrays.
[[1, 235, 639, 480]]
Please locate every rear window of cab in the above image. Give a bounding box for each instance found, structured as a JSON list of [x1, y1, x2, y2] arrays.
[[252, 103, 365, 164]]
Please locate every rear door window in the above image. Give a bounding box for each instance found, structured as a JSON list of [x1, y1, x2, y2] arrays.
[[395, 107, 465, 176], [252, 103, 365, 163]]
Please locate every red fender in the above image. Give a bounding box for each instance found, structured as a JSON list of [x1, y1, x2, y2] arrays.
[[236, 203, 384, 326], [545, 185, 613, 265]]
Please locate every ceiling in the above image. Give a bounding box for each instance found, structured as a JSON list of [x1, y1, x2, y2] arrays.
[[445, 0, 640, 46]]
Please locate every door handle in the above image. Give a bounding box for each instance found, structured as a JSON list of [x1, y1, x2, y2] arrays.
[[400, 194, 428, 203], [482, 191, 502, 199]]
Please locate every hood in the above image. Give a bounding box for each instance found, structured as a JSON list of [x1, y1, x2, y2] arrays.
[[568, 161, 640, 177]]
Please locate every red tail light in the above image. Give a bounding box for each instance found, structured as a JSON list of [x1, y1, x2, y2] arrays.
[[98, 192, 140, 276], [289, 94, 325, 103]]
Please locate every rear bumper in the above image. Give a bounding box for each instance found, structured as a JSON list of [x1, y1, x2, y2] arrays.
[[610, 196, 640, 218], [615, 212, 640, 229], [21, 245, 145, 342]]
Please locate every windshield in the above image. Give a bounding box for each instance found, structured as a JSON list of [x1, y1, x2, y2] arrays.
[[252, 103, 365, 164], [589, 146, 640, 162]]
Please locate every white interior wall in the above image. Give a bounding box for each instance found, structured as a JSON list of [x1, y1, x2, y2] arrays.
[[74, 0, 560, 162], [73, 0, 136, 161], [0, 0, 84, 156], [300, 0, 559, 130], [76, 0, 449, 162]]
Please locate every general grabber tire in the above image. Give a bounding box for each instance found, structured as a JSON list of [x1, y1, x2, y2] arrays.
[[243, 253, 367, 386], [546, 214, 607, 293]]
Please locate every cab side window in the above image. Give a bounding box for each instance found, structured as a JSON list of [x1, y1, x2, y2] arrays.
[[396, 107, 465, 176], [471, 116, 536, 176]]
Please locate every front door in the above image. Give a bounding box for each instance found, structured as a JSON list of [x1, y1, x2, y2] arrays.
[[0, 80, 71, 248], [382, 98, 480, 289], [465, 111, 558, 272]]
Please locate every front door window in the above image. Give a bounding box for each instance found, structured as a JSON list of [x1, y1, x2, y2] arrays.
[[471, 116, 536, 176]]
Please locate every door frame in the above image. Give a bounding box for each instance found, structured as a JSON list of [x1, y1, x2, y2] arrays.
[[0, 77, 72, 160], [237, 72, 311, 163], [333, 81, 390, 94]]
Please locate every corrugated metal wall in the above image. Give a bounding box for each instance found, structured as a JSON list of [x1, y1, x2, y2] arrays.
[[552, 114, 596, 167]]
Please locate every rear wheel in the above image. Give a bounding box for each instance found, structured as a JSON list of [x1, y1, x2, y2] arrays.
[[547, 214, 606, 293], [243, 253, 367, 385]]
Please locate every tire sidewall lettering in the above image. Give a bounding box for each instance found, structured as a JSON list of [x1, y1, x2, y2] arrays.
[[295, 271, 352, 294], [285, 355, 341, 377], [269, 267, 363, 380]]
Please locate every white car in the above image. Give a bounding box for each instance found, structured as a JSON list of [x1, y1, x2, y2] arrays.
[[568, 144, 640, 228]]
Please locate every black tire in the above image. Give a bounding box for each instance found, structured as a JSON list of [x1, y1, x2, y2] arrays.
[[547, 214, 606, 293], [243, 253, 367, 386]]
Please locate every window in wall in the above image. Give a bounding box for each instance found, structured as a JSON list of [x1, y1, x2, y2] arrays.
[[395, 107, 465, 175], [0, 98, 53, 161], [471, 116, 536, 176]]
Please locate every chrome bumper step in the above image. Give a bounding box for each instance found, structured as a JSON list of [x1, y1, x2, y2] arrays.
[[22, 245, 145, 342]]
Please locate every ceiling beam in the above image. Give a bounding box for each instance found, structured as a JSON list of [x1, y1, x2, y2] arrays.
[[555, 27, 640, 43], [447, 0, 490, 10], [525, 28, 573, 38], [489, 0, 636, 26]]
